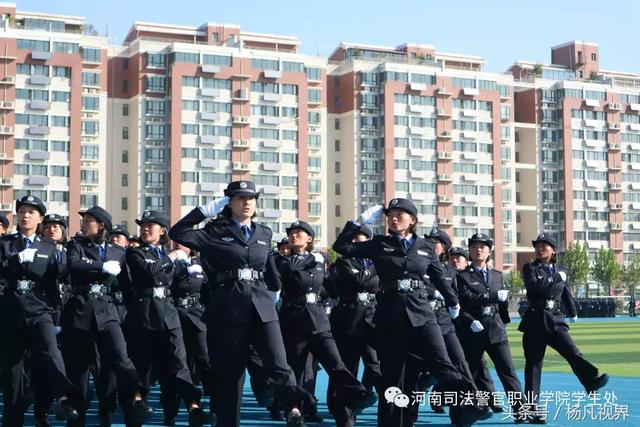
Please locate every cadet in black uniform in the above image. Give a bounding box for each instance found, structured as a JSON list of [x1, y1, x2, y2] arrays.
[[333, 199, 491, 427], [326, 224, 382, 426], [457, 233, 525, 422], [448, 246, 502, 414], [169, 181, 313, 427], [0, 196, 77, 427], [520, 234, 609, 424], [0, 213, 9, 235], [125, 210, 208, 427], [109, 225, 130, 249], [60, 206, 148, 427], [161, 242, 212, 424], [277, 220, 377, 426]]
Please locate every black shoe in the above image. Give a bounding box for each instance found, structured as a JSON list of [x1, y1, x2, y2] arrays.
[[269, 407, 284, 421], [163, 415, 176, 426], [98, 410, 111, 427], [256, 386, 276, 407], [188, 406, 209, 427], [128, 400, 152, 425], [351, 390, 378, 415], [417, 372, 438, 392], [304, 413, 324, 423], [490, 403, 504, 413], [55, 398, 79, 421], [586, 373, 609, 394], [34, 414, 52, 427], [286, 410, 306, 427]]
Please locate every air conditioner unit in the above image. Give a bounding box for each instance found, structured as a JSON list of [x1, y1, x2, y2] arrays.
[[232, 162, 249, 171], [437, 151, 452, 160], [439, 218, 453, 225], [0, 203, 11, 210], [232, 116, 250, 124], [437, 174, 452, 182], [439, 131, 451, 138], [611, 224, 622, 231], [608, 103, 621, 111], [437, 195, 452, 204], [232, 139, 249, 148], [1, 177, 13, 185], [608, 123, 620, 130]]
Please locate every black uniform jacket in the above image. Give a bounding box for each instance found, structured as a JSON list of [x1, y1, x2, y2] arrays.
[[62, 239, 130, 331], [126, 244, 180, 331], [0, 233, 58, 329], [168, 209, 282, 325], [457, 265, 510, 344], [425, 261, 459, 335], [171, 257, 207, 332], [276, 252, 331, 335], [519, 261, 577, 335], [333, 221, 454, 328], [327, 256, 379, 336]]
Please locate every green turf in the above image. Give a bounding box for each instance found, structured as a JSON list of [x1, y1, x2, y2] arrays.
[[492, 321, 640, 377]]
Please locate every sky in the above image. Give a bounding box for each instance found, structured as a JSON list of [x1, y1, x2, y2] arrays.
[[14, 0, 640, 74]]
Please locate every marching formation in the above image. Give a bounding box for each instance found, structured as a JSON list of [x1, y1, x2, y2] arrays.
[[0, 180, 610, 427]]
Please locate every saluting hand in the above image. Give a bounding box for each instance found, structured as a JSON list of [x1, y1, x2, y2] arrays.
[[358, 204, 384, 225], [198, 196, 230, 218]]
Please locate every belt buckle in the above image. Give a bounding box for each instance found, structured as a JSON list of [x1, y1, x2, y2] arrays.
[[17, 280, 31, 293], [357, 292, 370, 303], [429, 300, 437, 310], [178, 297, 189, 308], [153, 287, 166, 299], [481, 306, 493, 316], [90, 284, 104, 296], [545, 300, 555, 309], [305, 293, 317, 304], [398, 279, 411, 293], [238, 268, 253, 281]]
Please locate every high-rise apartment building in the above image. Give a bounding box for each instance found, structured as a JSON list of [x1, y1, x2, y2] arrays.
[[0, 2, 109, 231], [107, 21, 328, 242]]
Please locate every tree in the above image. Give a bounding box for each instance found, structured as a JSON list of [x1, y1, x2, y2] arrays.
[[591, 247, 621, 296], [533, 63, 543, 77], [622, 253, 640, 296], [559, 242, 590, 296], [327, 248, 341, 265], [504, 270, 524, 294]]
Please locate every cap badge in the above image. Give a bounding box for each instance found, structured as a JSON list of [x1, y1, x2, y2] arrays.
[[240, 182, 248, 189], [27, 196, 34, 202], [143, 211, 151, 217], [391, 199, 398, 205]]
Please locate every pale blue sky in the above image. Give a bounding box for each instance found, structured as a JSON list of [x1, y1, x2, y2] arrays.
[[15, 0, 640, 74]]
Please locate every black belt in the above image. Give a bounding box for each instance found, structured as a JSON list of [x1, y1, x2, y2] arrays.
[[341, 292, 377, 305], [58, 283, 72, 294], [216, 268, 264, 283], [528, 299, 559, 310], [381, 279, 425, 293], [73, 284, 108, 297], [429, 299, 446, 310], [283, 292, 323, 308], [174, 295, 200, 308], [138, 287, 172, 299]]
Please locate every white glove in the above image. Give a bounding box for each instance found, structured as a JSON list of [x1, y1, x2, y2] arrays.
[[497, 290, 510, 302], [433, 290, 444, 300], [198, 196, 230, 218], [470, 320, 484, 333], [312, 252, 325, 264], [570, 316, 578, 323], [187, 264, 203, 275], [172, 250, 190, 263], [267, 290, 280, 305], [448, 304, 460, 319], [102, 260, 122, 276], [18, 248, 38, 264], [358, 205, 385, 225]]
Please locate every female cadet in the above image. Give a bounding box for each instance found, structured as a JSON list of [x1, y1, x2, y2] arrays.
[[456, 233, 525, 422], [169, 180, 314, 427], [160, 243, 212, 424], [0, 196, 77, 426], [60, 205, 148, 426], [333, 199, 491, 427], [326, 224, 382, 426], [520, 234, 608, 424], [125, 210, 208, 427], [277, 220, 377, 426]]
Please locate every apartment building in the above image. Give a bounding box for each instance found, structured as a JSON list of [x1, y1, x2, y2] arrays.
[[327, 42, 516, 268], [0, 2, 109, 231], [509, 40, 640, 266], [107, 21, 328, 242]]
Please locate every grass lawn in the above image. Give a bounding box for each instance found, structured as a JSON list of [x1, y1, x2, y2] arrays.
[[502, 321, 640, 377]]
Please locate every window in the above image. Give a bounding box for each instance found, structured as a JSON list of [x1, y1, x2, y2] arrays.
[[50, 191, 68, 202], [147, 53, 166, 68], [335, 140, 340, 151], [172, 52, 199, 64], [121, 198, 128, 211], [182, 148, 199, 158], [122, 150, 129, 163], [282, 61, 304, 72], [182, 76, 199, 87], [82, 72, 100, 86], [308, 180, 321, 193], [50, 166, 68, 177], [305, 67, 321, 80], [53, 42, 79, 54], [82, 96, 99, 111], [122, 104, 129, 116], [81, 47, 101, 62], [51, 140, 69, 152], [147, 100, 167, 115], [202, 78, 231, 90], [251, 58, 279, 70], [308, 89, 321, 103], [52, 66, 70, 78], [121, 174, 128, 187], [81, 170, 99, 184], [146, 75, 166, 92], [81, 121, 99, 135], [80, 145, 99, 160], [52, 91, 70, 102], [17, 39, 50, 52], [453, 77, 476, 88], [202, 101, 231, 113], [282, 84, 298, 95], [202, 54, 232, 66]]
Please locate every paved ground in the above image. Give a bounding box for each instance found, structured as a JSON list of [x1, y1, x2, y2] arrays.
[[6, 316, 639, 426]]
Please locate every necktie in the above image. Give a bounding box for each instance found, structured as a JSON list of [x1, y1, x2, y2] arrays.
[[241, 225, 251, 241], [97, 245, 105, 261], [156, 247, 164, 258], [402, 239, 411, 252], [363, 259, 370, 268], [23, 238, 32, 249], [56, 250, 63, 264]]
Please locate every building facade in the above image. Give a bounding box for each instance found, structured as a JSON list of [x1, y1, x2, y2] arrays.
[[0, 2, 109, 231]]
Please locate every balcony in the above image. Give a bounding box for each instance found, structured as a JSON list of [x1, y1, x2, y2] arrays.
[[439, 218, 453, 226], [201, 64, 221, 74], [584, 99, 600, 108], [28, 100, 50, 110], [462, 87, 479, 97], [31, 51, 53, 61], [262, 116, 281, 126], [262, 139, 281, 148], [29, 75, 51, 85], [27, 176, 49, 185], [200, 135, 223, 144], [409, 82, 427, 92], [436, 108, 451, 118], [437, 195, 453, 204], [198, 159, 222, 169], [199, 182, 225, 193], [232, 88, 249, 101], [437, 151, 452, 160], [261, 162, 281, 171], [263, 93, 280, 102], [27, 151, 49, 160], [438, 131, 452, 139], [261, 209, 281, 219], [629, 123, 640, 132], [608, 102, 622, 111], [28, 126, 49, 135], [437, 174, 453, 182], [232, 73, 251, 80], [610, 183, 623, 191], [263, 70, 282, 79], [199, 112, 220, 121], [610, 203, 623, 211], [608, 122, 620, 131], [0, 76, 14, 85], [200, 88, 221, 98], [628, 103, 640, 113], [262, 185, 281, 195]]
